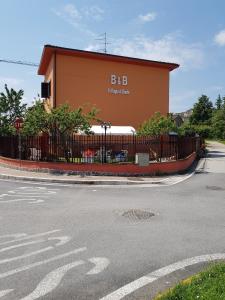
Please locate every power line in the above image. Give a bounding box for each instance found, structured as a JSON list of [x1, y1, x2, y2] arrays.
[[0, 59, 38, 67]]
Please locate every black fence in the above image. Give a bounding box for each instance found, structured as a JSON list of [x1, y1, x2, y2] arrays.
[[0, 134, 201, 164]]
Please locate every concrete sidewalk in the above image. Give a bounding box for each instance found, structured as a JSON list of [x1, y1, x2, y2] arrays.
[[0, 162, 199, 186]]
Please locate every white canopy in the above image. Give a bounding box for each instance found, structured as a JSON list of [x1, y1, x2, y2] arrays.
[[90, 125, 136, 135]]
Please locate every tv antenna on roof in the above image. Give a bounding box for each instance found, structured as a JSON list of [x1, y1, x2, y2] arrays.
[[95, 32, 110, 53]]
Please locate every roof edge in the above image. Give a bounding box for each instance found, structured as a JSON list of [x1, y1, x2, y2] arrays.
[[38, 44, 179, 75]]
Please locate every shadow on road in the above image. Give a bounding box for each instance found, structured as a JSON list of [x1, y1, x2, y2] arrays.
[[207, 151, 225, 158]]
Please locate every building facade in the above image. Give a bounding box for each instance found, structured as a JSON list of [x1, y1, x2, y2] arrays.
[[38, 45, 179, 129]]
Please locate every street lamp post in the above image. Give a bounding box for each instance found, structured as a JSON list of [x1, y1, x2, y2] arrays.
[[101, 122, 111, 163], [0, 118, 2, 156], [14, 117, 24, 165]]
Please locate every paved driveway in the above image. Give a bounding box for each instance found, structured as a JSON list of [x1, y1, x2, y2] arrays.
[[0, 141, 224, 299]]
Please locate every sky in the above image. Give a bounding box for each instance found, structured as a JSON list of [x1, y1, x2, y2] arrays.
[[0, 0, 225, 112]]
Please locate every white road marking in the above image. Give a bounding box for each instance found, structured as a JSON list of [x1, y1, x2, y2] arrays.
[[0, 178, 71, 187], [9, 192, 56, 195], [87, 257, 110, 275], [48, 236, 71, 247], [0, 187, 59, 205], [19, 260, 85, 300], [0, 247, 53, 265], [99, 253, 225, 300], [0, 198, 45, 203], [19, 187, 59, 191], [0, 239, 45, 253], [0, 230, 60, 246], [28, 200, 45, 204], [0, 229, 110, 299], [0, 233, 27, 239], [0, 289, 14, 298], [2, 195, 50, 197], [0, 247, 87, 279]]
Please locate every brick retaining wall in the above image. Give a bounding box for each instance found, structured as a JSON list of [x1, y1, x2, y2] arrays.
[[0, 152, 196, 176]]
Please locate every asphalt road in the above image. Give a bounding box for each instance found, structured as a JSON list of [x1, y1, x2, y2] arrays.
[[0, 141, 224, 300]]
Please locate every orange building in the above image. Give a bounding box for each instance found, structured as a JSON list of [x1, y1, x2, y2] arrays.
[[38, 45, 179, 129]]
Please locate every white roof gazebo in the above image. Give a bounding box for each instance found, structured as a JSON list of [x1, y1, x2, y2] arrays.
[[90, 125, 136, 135]]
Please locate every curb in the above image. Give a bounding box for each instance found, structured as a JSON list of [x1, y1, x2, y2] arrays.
[[0, 173, 165, 186], [0, 157, 204, 186], [195, 154, 207, 174]]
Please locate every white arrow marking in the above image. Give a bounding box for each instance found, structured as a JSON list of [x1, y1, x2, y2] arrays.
[[0, 194, 8, 197], [28, 200, 45, 204], [18, 187, 59, 191], [0, 247, 87, 279], [0, 239, 44, 253], [99, 253, 225, 300], [2, 195, 49, 198], [0, 289, 14, 298], [19, 260, 85, 300], [0, 233, 27, 240], [87, 257, 110, 275], [8, 192, 56, 195], [0, 230, 60, 246], [0, 199, 44, 203], [48, 236, 72, 247], [0, 247, 53, 265]]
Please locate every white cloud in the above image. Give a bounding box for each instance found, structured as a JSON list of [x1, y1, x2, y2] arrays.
[[82, 6, 104, 21], [52, 3, 105, 37], [85, 44, 98, 52], [63, 4, 82, 20], [214, 29, 225, 46], [207, 85, 224, 92], [85, 34, 204, 70], [0, 77, 24, 87], [53, 3, 104, 35], [86, 34, 204, 70], [138, 12, 157, 23], [171, 85, 225, 112]]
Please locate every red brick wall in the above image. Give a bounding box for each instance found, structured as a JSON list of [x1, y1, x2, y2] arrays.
[[0, 152, 196, 176]]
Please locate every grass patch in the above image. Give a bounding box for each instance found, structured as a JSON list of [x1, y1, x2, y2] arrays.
[[154, 262, 225, 300]]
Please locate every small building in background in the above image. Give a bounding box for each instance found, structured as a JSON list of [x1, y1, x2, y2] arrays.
[[38, 45, 179, 129], [172, 114, 184, 127]]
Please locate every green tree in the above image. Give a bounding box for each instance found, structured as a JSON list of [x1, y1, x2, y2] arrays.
[[22, 101, 100, 161], [189, 95, 213, 125], [0, 84, 27, 135], [137, 112, 177, 136], [22, 101, 99, 137], [211, 107, 225, 140], [215, 94, 222, 110], [22, 100, 49, 136], [178, 123, 196, 136], [223, 97, 225, 109]]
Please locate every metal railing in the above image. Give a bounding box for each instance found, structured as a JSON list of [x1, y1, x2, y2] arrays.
[[0, 134, 201, 164]]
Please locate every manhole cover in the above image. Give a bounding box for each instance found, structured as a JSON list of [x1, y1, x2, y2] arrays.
[[122, 209, 155, 221], [206, 186, 225, 191]]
